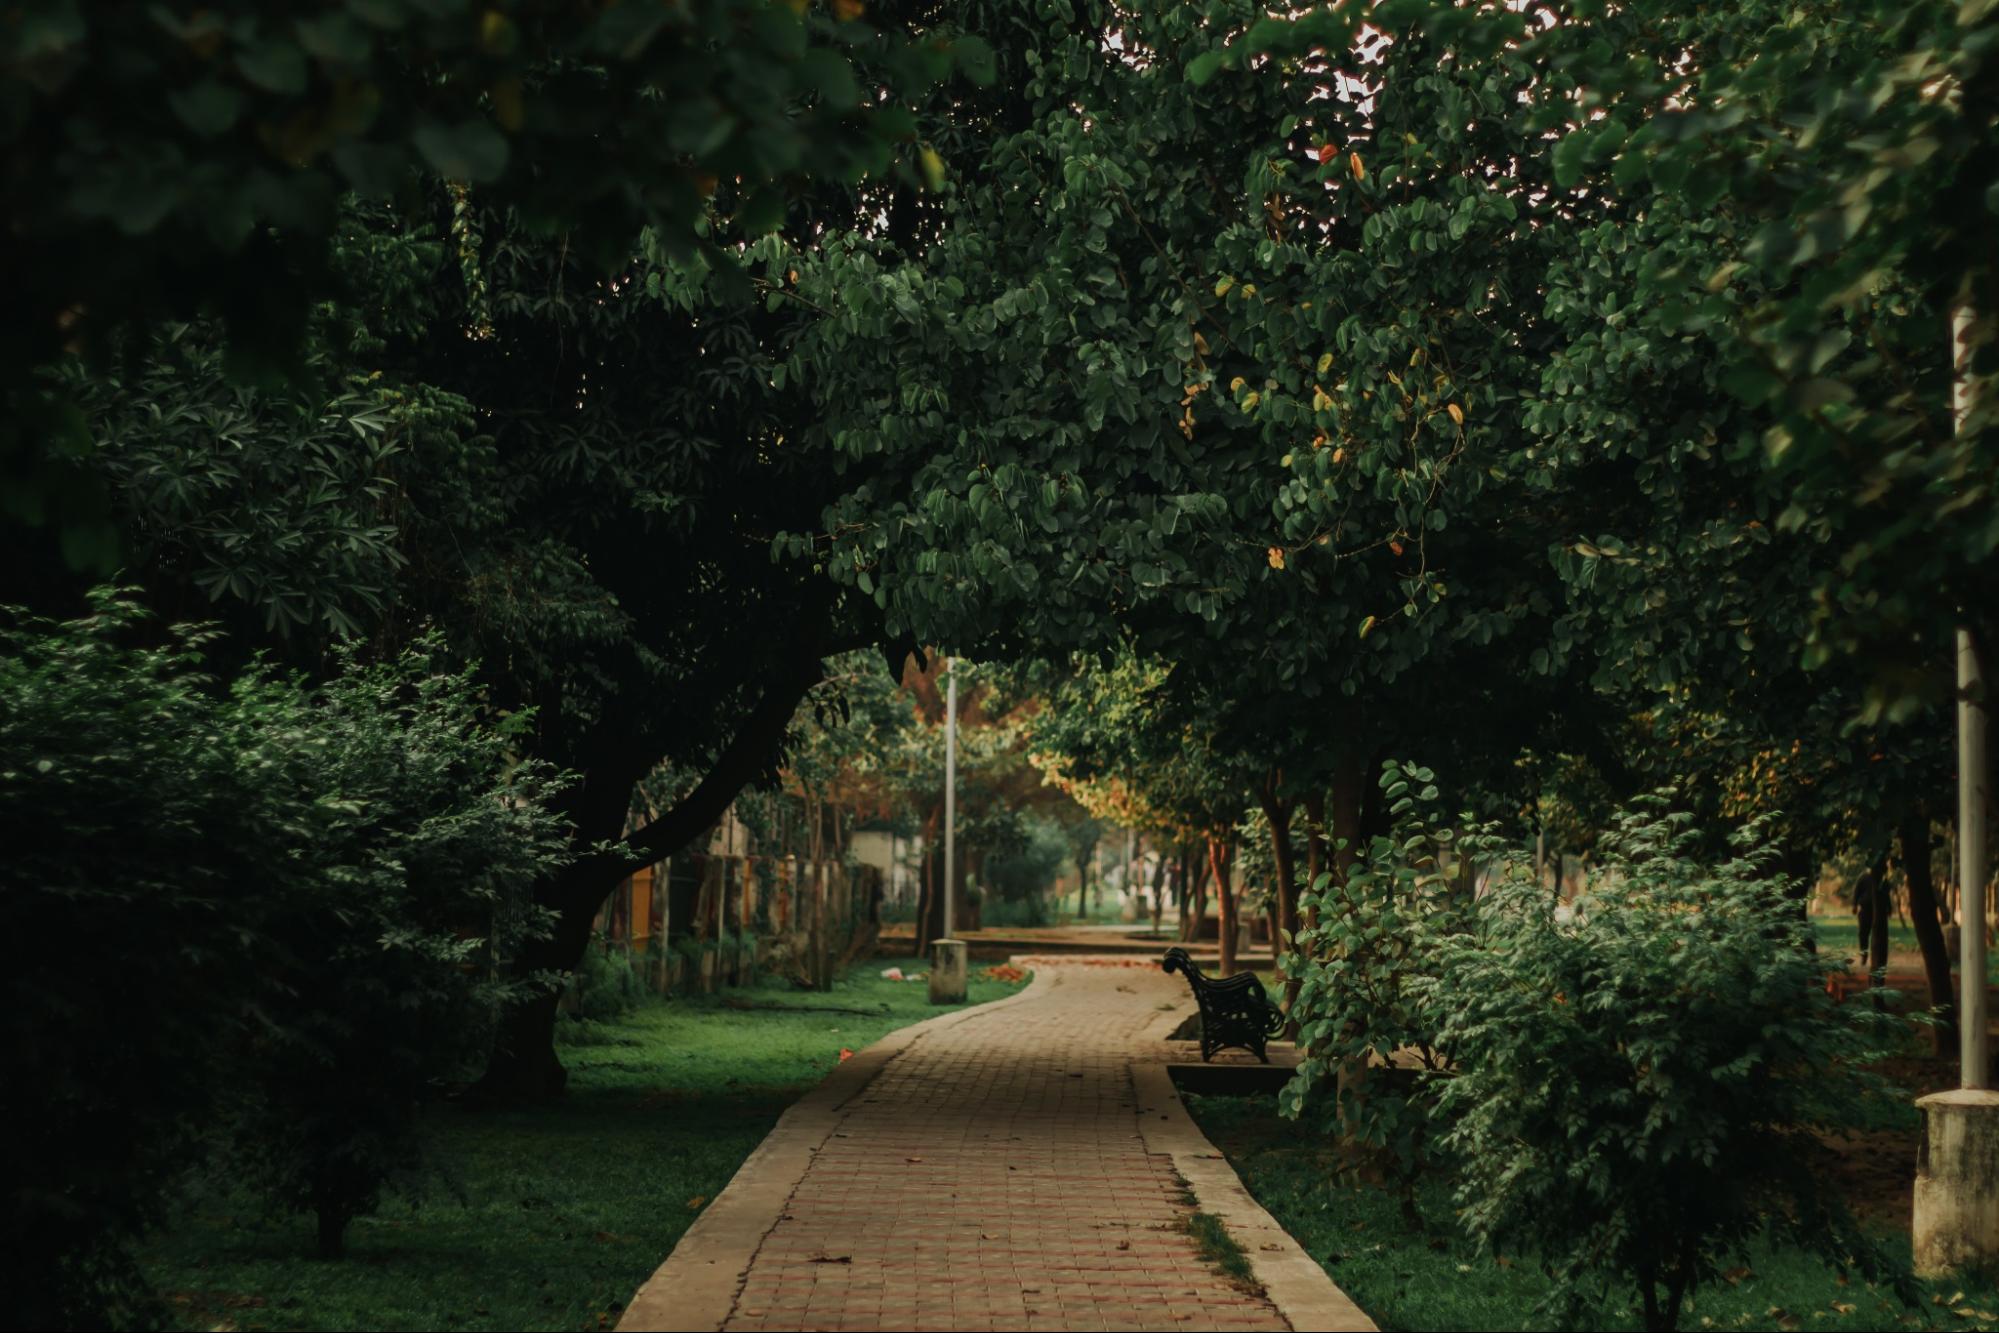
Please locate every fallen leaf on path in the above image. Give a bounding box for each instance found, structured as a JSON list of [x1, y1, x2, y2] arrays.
[[685, 1196, 706, 1210]]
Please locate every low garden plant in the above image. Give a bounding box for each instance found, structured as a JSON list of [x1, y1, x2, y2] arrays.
[[1285, 765, 1918, 1332]]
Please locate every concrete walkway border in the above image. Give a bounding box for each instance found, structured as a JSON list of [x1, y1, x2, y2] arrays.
[[616, 958, 1375, 1333], [1130, 1003, 1376, 1333]]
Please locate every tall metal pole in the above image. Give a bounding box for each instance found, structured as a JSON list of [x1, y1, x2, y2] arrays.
[[943, 655, 957, 940], [1960, 628, 1987, 1088], [1955, 303, 1989, 1089]]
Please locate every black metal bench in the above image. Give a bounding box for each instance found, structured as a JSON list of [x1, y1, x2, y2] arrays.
[[1160, 947, 1285, 1063]]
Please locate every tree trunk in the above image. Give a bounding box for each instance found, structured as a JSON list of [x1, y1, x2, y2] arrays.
[[1209, 835, 1238, 977], [475, 646, 831, 1103], [1903, 809, 1959, 1058], [1259, 777, 1300, 1010], [316, 1204, 349, 1261], [1304, 791, 1328, 902], [1149, 843, 1169, 935], [1869, 860, 1892, 977], [1183, 843, 1210, 944], [1328, 753, 1367, 889], [473, 846, 619, 1102]]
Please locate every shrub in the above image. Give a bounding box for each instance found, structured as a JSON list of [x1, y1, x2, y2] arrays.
[[0, 595, 568, 1322], [564, 935, 646, 1025], [225, 640, 567, 1259], [2, 594, 270, 1328], [1421, 797, 1911, 1331], [1283, 762, 1476, 1212]]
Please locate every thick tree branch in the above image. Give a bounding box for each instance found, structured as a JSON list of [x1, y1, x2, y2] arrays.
[[578, 651, 828, 888]]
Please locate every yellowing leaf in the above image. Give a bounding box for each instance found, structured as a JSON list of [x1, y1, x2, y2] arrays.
[[1230, 376, 1246, 393], [1358, 614, 1376, 638], [1446, 402, 1464, 426], [1193, 331, 1210, 355], [1312, 386, 1333, 412], [917, 145, 946, 191], [1214, 276, 1235, 297], [1350, 151, 1365, 180], [1267, 546, 1286, 570], [1316, 352, 1334, 374]]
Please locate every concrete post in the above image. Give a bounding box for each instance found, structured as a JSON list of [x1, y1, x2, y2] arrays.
[[928, 938, 967, 1005], [1960, 625, 1989, 1088], [1914, 301, 1999, 1274], [1916, 1089, 1999, 1273]]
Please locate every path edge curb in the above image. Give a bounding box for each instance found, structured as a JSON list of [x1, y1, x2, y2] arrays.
[[1133, 1006, 1379, 1333], [615, 965, 1061, 1333]]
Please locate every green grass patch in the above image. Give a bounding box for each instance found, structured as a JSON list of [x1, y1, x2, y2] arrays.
[[1184, 1211, 1261, 1292], [1812, 914, 1999, 985], [143, 958, 1028, 1332], [1184, 1092, 1999, 1333]]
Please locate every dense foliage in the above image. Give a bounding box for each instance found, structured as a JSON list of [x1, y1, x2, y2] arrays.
[[1, 595, 564, 1323], [7, 0, 1997, 1324], [1429, 804, 1912, 1331], [1288, 767, 1914, 1332]]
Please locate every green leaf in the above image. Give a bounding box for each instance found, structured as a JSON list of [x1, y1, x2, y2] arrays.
[[236, 40, 308, 94], [167, 81, 244, 137], [413, 118, 510, 183], [798, 48, 861, 108], [1551, 131, 1588, 188]]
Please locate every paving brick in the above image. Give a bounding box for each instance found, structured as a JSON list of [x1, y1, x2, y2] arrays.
[[717, 965, 1287, 1333]]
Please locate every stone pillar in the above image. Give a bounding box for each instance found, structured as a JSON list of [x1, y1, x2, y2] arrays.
[[1914, 1089, 1999, 1273], [928, 939, 967, 1005]]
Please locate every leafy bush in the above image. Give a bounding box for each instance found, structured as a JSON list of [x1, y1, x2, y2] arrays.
[[1422, 798, 1911, 1331], [979, 894, 1052, 928], [2, 594, 273, 1328], [0, 594, 566, 1322], [224, 641, 567, 1259], [985, 813, 1072, 905], [1283, 762, 1475, 1210], [563, 936, 647, 1026]]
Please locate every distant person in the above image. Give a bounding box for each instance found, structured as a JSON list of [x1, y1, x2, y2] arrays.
[[1853, 853, 1890, 975]]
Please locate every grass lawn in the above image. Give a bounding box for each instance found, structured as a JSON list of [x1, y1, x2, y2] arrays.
[[1185, 1092, 1999, 1333], [1811, 914, 1999, 985], [143, 958, 1029, 1332]]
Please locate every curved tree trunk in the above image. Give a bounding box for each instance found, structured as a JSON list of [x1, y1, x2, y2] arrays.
[[475, 647, 831, 1104], [1208, 834, 1238, 977], [1903, 809, 1959, 1058], [1258, 776, 1301, 1010]]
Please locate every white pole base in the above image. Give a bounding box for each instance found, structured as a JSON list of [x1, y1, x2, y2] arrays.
[[1914, 1089, 1999, 1274], [928, 939, 968, 1005]]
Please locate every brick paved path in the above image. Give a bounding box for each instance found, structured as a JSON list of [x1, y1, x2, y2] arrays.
[[622, 961, 1371, 1333]]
